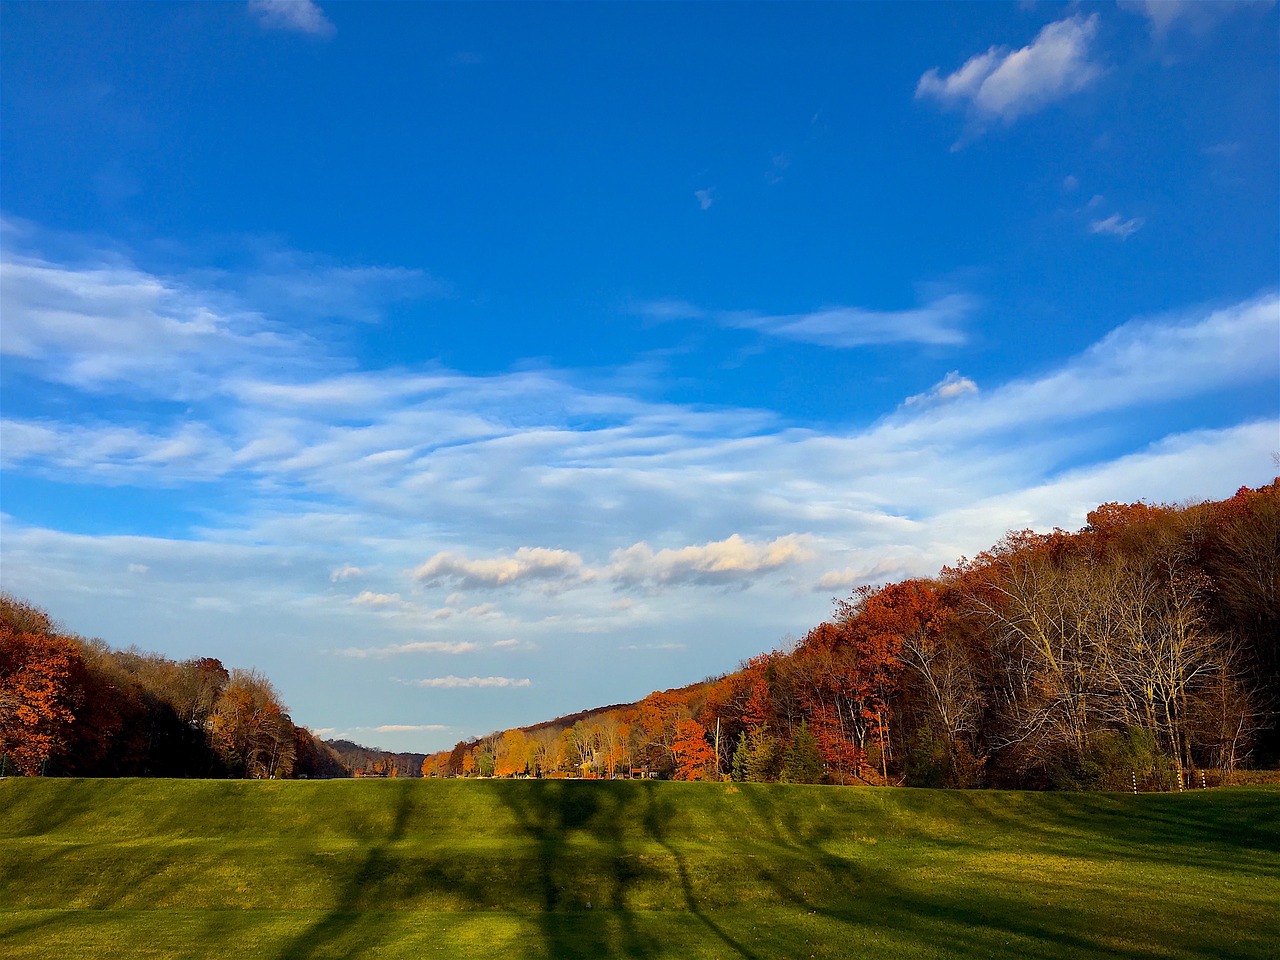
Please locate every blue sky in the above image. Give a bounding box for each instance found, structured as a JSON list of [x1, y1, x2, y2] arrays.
[[2, 1, 1277, 753]]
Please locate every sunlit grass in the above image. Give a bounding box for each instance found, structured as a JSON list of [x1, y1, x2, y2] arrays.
[[1, 778, 1277, 958]]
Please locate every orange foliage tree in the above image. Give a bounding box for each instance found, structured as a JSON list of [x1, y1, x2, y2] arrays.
[[0, 624, 85, 775], [671, 719, 717, 780]]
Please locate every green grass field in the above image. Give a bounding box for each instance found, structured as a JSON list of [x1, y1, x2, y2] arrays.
[[1, 778, 1277, 959]]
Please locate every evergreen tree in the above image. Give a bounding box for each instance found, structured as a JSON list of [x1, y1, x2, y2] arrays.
[[780, 720, 824, 784], [745, 730, 782, 782], [731, 732, 749, 782]]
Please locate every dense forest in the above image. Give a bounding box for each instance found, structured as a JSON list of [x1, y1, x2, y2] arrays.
[[0, 596, 348, 778], [3, 481, 1277, 789], [425, 481, 1279, 790]]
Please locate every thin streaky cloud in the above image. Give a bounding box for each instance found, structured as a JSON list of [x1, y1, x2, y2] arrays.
[[406, 676, 532, 689], [638, 293, 975, 348], [1090, 214, 1145, 239], [724, 293, 974, 348], [337, 641, 479, 659]]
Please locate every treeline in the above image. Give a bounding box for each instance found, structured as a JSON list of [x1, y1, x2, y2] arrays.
[[431, 481, 1278, 790], [0, 596, 347, 779], [326, 739, 429, 779]]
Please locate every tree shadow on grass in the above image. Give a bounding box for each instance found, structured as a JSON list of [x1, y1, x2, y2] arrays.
[[732, 785, 1280, 960], [272, 780, 674, 960], [498, 779, 660, 959]]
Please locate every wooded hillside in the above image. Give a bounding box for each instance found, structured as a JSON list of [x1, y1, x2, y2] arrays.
[[427, 481, 1279, 790], [4, 480, 1276, 789]]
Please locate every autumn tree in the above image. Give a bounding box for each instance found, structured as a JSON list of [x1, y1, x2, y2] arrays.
[[634, 690, 690, 777], [0, 623, 85, 775], [671, 719, 717, 781], [209, 669, 296, 778]]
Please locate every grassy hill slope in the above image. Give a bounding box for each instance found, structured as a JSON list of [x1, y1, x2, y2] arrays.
[[2, 778, 1277, 959]]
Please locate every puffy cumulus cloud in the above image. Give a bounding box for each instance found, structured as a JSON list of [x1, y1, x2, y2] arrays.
[[248, 0, 336, 38], [609, 534, 813, 589], [406, 676, 531, 689], [917, 15, 1101, 124], [904, 371, 979, 408], [411, 546, 587, 590], [330, 564, 363, 582], [336, 640, 478, 659]]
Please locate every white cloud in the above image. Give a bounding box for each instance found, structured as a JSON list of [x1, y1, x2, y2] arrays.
[[407, 676, 532, 689], [350, 590, 403, 608], [646, 292, 975, 348], [2, 220, 1276, 750], [0, 253, 284, 398], [904, 371, 979, 407], [374, 724, 449, 733], [411, 546, 587, 590], [695, 189, 715, 210], [917, 15, 1101, 124], [493, 638, 537, 650], [609, 534, 812, 589], [0, 231, 431, 399], [248, 0, 335, 38], [1090, 214, 1145, 239], [726, 294, 973, 348], [338, 640, 479, 658], [127, 563, 150, 575], [1117, 0, 1265, 37]]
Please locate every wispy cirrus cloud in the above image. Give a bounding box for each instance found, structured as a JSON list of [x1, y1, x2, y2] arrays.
[[0, 229, 432, 399], [249, 0, 336, 38], [638, 292, 975, 348], [2, 221, 1275, 754], [917, 15, 1102, 126], [1090, 213, 1145, 239], [337, 640, 478, 658], [1118, 0, 1267, 37], [405, 676, 532, 689]]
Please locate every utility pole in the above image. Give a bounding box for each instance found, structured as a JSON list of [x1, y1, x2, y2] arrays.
[[714, 718, 723, 780]]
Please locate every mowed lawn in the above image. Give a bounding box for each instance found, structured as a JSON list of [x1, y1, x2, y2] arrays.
[[1, 778, 1277, 959]]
